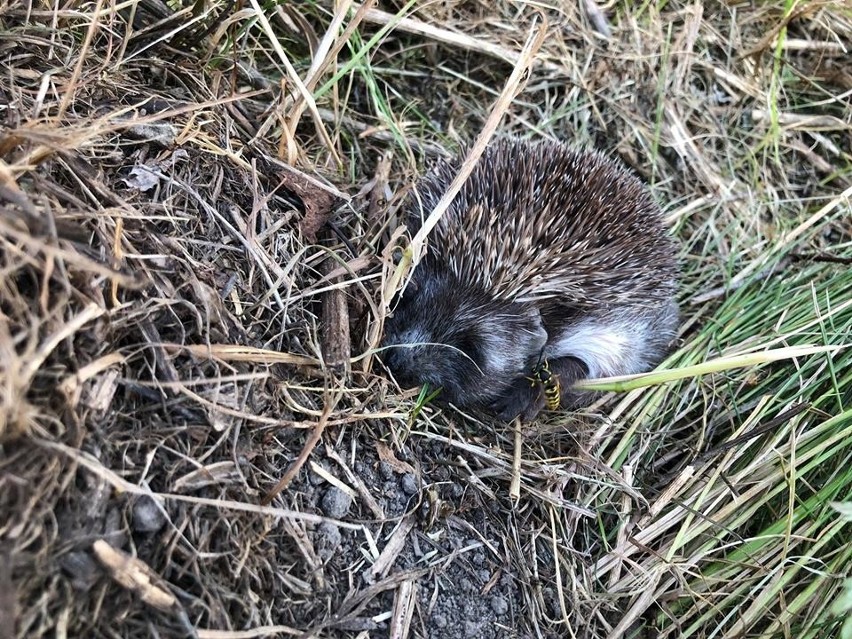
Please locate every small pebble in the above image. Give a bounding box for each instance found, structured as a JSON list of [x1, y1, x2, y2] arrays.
[[401, 474, 418, 495], [307, 467, 326, 486], [132, 496, 166, 533], [431, 613, 447, 629], [491, 595, 509, 615], [316, 522, 342, 561], [59, 551, 100, 591], [321, 487, 352, 518], [378, 460, 394, 480]]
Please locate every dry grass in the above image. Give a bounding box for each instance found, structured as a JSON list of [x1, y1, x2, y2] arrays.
[[1, 1, 851, 638]]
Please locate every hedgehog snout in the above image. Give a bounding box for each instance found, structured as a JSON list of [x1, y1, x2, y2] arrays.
[[382, 324, 433, 385], [382, 344, 419, 386]]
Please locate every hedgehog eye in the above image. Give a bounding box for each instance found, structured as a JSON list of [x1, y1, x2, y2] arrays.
[[454, 333, 474, 355], [453, 333, 482, 368], [407, 278, 420, 294]]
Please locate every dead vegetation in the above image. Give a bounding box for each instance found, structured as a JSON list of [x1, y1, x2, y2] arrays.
[[1, 1, 851, 638]]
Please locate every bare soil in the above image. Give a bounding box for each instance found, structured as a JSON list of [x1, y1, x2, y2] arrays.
[[2, 2, 850, 639]]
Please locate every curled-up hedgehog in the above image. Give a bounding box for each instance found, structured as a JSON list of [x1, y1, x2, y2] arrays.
[[381, 138, 679, 420]]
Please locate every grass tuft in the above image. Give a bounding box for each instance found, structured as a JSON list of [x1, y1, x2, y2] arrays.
[[1, 1, 850, 637]]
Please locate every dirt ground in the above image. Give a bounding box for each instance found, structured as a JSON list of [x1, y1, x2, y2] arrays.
[[2, 2, 851, 639]]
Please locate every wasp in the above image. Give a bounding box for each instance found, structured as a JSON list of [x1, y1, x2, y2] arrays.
[[531, 359, 561, 411]]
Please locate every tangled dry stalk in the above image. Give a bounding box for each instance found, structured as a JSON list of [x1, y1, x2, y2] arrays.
[[1, 2, 851, 638]]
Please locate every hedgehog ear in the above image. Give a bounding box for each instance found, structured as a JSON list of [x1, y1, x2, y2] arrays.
[[519, 304, 547, 352], [496, 303, 547, 368]]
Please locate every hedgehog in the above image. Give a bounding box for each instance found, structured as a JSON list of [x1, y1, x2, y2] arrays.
[[381, 138, 679, 420]]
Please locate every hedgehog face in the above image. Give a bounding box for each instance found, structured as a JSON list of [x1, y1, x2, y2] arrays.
[[382, 268, 547, 410]]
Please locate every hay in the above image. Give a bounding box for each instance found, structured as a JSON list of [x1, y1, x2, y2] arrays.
[[1, 1, 850, 638]]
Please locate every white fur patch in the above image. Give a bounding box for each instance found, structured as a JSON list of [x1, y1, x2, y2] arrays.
[[479, 328, 521, 373], [478, 313, 547, 374], [546, 318, 652, 378]]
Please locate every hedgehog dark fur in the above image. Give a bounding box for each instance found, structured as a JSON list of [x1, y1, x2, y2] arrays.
[[382, 138, 679, 420]]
